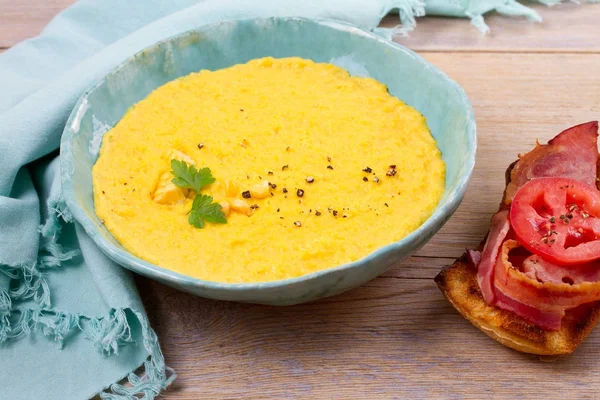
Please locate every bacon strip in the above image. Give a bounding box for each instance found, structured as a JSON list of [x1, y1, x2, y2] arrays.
[[521, 255, 600, 285], [476, 210, 510, 304], [494, 285, 564, 331], [504, 121, 598, 204], [466, 249, 481, 268], [493, 240, 600, 330]]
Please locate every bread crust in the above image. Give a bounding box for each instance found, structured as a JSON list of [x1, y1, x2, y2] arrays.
[[434, 159, 600, 355]]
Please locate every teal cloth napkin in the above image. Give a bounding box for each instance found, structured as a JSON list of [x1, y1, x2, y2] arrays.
[[0, 0, 595, 398]]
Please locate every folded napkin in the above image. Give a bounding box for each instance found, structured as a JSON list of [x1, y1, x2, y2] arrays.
[[0, 0, 594, 399]]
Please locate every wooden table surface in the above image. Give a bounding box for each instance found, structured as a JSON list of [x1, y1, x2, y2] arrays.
[[3, 1, 600, 398]]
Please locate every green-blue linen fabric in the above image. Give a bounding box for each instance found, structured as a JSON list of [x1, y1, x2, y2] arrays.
[[0, 0, 595, 399]]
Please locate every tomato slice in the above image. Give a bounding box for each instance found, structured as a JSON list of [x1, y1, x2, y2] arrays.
[[510, 177, 600, 265]]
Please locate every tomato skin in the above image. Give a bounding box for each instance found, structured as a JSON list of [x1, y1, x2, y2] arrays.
[[510, 177, 600, 266]]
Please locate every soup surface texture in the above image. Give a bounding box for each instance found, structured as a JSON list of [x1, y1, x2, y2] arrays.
[[92, 57, 445, 283]]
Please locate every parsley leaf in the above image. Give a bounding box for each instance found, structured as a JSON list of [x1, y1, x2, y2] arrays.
[[188, 194, 227, 229], [169, 160, 227, 229], [170, 159, 215, 193]]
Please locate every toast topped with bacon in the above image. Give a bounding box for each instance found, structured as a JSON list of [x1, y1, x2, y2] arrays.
[[435, 121, 600, 355]]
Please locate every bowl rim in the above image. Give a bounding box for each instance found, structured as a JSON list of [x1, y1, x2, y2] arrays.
[[60, 16, 477, 291]]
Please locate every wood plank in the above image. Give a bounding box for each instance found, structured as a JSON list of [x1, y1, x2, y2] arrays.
[[0, 0, 75, 48], [137, 275, 600, 399], [1, 0, 599, 52], [390, 2, 600, 52]]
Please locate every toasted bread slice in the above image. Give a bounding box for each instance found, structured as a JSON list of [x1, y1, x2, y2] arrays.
[[435, 161, 600, 355]]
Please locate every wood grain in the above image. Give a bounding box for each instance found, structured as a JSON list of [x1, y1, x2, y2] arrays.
[[390, 2, 600, 52], [2, 0, 600, 52], [3, 1, 600, 399], [0, 0, 75, 48], [137, 274, 600, 400]]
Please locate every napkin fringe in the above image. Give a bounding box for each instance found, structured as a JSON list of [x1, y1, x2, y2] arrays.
[[88, 308, 134, 355], [0, 198, 174, 399], [40, 193, 74, 239], [465, 1, 543, 35], [99, 311, 176, 400], [372, 0, 425, 39], [0, 290, 11, 342], [2, 306, 175, 399], [2, 197, 80, 315]]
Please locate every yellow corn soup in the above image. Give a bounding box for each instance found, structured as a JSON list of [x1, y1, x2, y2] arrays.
[[93, 57, 445, 283]]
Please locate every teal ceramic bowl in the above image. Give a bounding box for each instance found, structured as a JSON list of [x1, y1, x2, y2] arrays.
[[61, 17, 476, 305]]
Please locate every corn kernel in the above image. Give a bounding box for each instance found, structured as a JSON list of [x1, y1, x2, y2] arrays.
[[219, 201, 230, 217], [249, 180, 270, 199], [153, 183, 187, 204], [230, 199, 251, 216], [224, 180, 239, 197], [158, 171, 173, 186], [167, 149, 195, 165]]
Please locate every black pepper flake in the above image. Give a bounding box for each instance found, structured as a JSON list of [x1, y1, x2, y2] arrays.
[[343, 214, 348, 218], [386, 165, 397, 177], [327, 165, 334, 170], [269, 182, 277, 189], [240, 108, 244, 112], [550, 216, 555, 223], [333, 210, 339, 217], [315, 211, 322, 216], [102, 191, 106, 194], [282, 165, 289, 171], [327, 156, 332, 162], [362, 166, 372, 173], [297, 189, 304, 197], [306, 176, 314, 183], [384, 203, 389, 207], [362, 177, 369, 182], [250, 204, 259, 210], [197, 143, 204, 149], [286, 147, 291, 151], [124, 183, 127, 186], [132, 189, 136, 192], [283, 188, 288, 193], [242, 191, 251, 199], [277, 208, 280, 212], [259, 176, 262, 180], [294, 221, 302, 227], [246, 175, 250, 179], [268, 171, 274, 175], [373, 176, 380, 183], [280, 216, 284, 219]]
